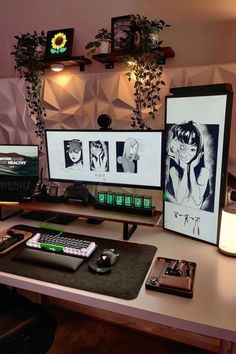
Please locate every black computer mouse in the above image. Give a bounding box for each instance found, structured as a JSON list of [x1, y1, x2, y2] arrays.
[[97, 249, 119, 268]]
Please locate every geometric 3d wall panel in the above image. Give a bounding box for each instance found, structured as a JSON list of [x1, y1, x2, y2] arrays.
[[0, 63, 235, 173], [0, 78, 36, 145]]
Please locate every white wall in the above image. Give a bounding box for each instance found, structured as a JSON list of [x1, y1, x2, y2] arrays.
[[0, 63, 235, 175], [0, 0, 235, 175]]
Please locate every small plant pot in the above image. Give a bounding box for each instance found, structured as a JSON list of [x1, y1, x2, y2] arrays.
[[98, 41, 110, 54]]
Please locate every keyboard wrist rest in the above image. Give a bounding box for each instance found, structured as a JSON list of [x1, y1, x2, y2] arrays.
[[14, 248, 84, 272]]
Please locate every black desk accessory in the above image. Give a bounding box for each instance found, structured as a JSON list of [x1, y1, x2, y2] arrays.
[[88, 263, 111, 274], [14, 248, 84, 272], [89, 248, 119, 274], [35, 193, 64, 203], [21, 210, 78, 225], [64, 183, 95, 205], [97, 249, 119, 267]]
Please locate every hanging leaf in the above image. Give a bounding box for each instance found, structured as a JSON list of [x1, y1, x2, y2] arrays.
[[123, 15, 170, 129], [11, 30, 47, 149]]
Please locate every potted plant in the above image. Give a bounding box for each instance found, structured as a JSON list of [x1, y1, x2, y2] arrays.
[[11, 31, 47, 148], [85, 28, 111, 55], [122, 14, 170, 129]]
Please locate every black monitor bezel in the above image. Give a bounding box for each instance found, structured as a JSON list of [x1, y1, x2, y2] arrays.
[[45, 129, 164, 190]]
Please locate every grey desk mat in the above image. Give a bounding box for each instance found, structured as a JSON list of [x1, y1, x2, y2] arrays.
[[0, 225, 157, 300]]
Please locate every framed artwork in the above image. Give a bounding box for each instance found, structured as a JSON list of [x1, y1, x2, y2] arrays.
[[44, 28, 74, 61], [49, 186, 58, 197], [111, 15, 131, 52], [163, 84, 233, 244]]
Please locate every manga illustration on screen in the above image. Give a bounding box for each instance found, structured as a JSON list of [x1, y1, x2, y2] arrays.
[[116, 137, 140, 173], [165, 121, 219, 213], [89, 140, 109, 172], [64, 139, 83, 169]]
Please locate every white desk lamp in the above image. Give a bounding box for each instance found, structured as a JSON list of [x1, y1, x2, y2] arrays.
[[218, 206, 236, 256]]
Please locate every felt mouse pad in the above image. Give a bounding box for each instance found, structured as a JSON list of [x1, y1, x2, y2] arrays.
[[0, 225, 157, 300]]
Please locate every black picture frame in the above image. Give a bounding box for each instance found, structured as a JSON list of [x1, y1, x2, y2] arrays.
[[163, 84, 233, 245], [49, 186, 58, 197], [111, 15, 131, 52], [44, 28, 74, 61]]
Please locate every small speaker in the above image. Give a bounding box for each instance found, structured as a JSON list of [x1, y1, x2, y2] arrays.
[[227, 188, 236, 204], [228, 172, 236, 189]]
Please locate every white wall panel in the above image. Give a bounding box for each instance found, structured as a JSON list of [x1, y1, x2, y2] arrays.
[[0, 64, 235, 172]]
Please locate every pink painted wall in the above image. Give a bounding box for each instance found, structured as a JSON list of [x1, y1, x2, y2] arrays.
[[1, 0, 236, 78], [0, 0, 235, 175]]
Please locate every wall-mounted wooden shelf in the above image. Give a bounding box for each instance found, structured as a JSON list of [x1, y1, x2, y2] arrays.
[[44, 56, 92, 72], [92, 47, 175, 69]]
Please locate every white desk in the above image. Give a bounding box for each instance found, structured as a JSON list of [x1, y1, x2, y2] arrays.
[[0, 215, 236, 353]]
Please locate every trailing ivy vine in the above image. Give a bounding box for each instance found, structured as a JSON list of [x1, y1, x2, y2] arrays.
[[122, 14, 170, 129], [126, 53, 165, 129], [11, 31, 47, 148]]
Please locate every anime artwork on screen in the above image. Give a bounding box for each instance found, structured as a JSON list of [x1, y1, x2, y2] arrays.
[[164, 94, 228, 244]]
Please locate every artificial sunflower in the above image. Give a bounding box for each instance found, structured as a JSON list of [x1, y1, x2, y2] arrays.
[[50, 32, 67, 53]]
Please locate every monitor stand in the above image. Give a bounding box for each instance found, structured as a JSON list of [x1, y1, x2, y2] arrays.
[[64, 183, 95, 205], [64, 183, 102, 224]]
